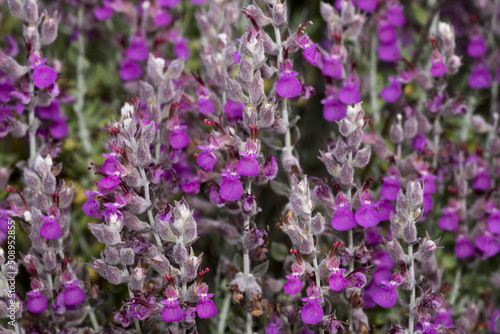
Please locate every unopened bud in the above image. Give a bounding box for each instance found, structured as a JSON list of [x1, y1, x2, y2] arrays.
[[23, 0, 38, 23], [41, 13, 58, 45], [340, 163, 354, 186], [354, 147, 371, 168], [403, 221, 417, 244], [8, 0, 25, 20], [272, 2, 287, 27]]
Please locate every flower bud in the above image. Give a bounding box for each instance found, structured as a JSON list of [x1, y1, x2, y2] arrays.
[[120, 248, 135, 265], [319, 151, 341, 179], [23, 0, 38, 23], [310, 212, 325, 235], [353, 147, 371, 168], [340, 163, 354, 186], [403, 221, 417, 244], [415, 232, 442, 262], [147, 54, 165, 86], [349, 127, 363, 150], [404, 117, 418, 138], [272, 2, 287, 27], [281, 149, 301, 174], [40, 13, 59, 46], [104, 246, 119, 265], [382, 238, 409, 263], [389, 122, 403, 144], [172, 243, 188, 265], [42, 248, 56, 271], [8, 0, 25, 20]]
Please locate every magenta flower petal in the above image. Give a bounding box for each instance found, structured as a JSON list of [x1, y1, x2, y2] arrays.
[[170, 129, 190, 149], [162, 304, 183, 322], [64, 285, 85, 306], [277, 74, 301, 98], [220, 176, 243, 201], [379, 25, 397, 44], [196, 298, 217, 318], [101, 174, 120, 189], [328, 273, 347, 291], [224, 99, 244, 121], [378, 42, 400, 62], [338, 85, 361, 105], [358, 0, 377, 11], [373, 286, 397, 307], [301, 301, 323, 324], [455, 236, 475, 258], [331, 208, 356, 231], [430, 61, 446, 77], [28, 291, 48, 313], [40, 220, 62, 239], [438, 210, 458, 231], [196, 151, 216, 171], [487, 213, 500, 234], [381, 82, 401, 103], [199, 98, 214, 115], [236, 157, 259, 177], [467, 37, 487, 58], [473, 170, 491, 190], [94, 7, 113, 20], [33, 65, 57, 88], [323, 100, 346, 121], [355, 206, 380, 228], [120, 60, 142, 81], [154, 10, 172, 27], [321, 56, 342, 78], [284, 276, 303, 295]]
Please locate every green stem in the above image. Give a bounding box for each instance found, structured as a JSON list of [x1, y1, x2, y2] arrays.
[[408, 244, 415, 334]]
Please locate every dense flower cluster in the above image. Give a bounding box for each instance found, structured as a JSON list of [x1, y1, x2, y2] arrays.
[[1, 0, 500, 333]]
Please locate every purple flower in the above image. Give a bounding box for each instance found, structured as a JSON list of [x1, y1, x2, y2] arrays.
[[126, 36, 148, 62], [284, 263, 304, 295], [358, 0, 377, 11], [487, 211, 500, 234], [154, 10, 172, 27], [161, 288, 183, 322], [174, 38, 189, 60], [381, 77, 402, 103], [224, 99, 244, 121], [412, 132, 427, 152], [378, 41, 400, 62], [196, 145, 217, 171], [331, 193, 356, 231], [196, 293, 217, 319], [64, 280, 85, 306], [197, 86, 214, 115], [300, 286, 323, 325], [373, 280, 398, 308], [355, 191, 380, 228], [321, 87, 346, 121], [455, 234, 475, 258], [468, 62, 492, 89], [94, 6, 113, 20], [338, 73, 361, 105], [263, 155, 278, 179], [40, 215, 62, 239], [439, 207, 458, 231], [475, 233, 500, 257], [379, 24, 397, 44], [170, 126, 190, 149], [386, 4, 405, 26], [237, 142, 260, 177], [266, 314, 281, 334], [120, 59, 142, 81], [328, 267, 347, 291], [467, 32, 487, 58], [159, 0, 181, 7], [220, 166, 243, 201], [27, 290, 48, 313], [380, 167, 400, 201], [473, 168, 491, 191], [30, 54, 57, 88], [377, 200, 394, 221], [321, 55, 342, 78], [277, 60, 301, 98], [430, 50, 446, 77], [182, 178, 200, 194]]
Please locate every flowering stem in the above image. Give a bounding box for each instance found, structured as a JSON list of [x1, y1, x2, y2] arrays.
[[370, 31, 379, 127], [87, 305, 99, 330], [411, 0, 445, 64], [28, 75, 36, 160], [432, 116, 441, 168], [73, 4, 92, 155], [217, 289, 231, 334], [450, 266, 462, 305], [408, 244, 415, 334], [243, 180, 252, 334], [138, 167, 162, 247]]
